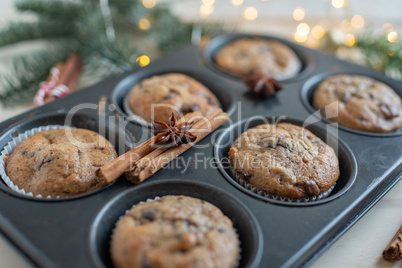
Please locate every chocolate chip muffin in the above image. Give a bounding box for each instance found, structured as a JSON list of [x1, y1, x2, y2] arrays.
[[111, 195, 240, 268], [215, 38, 301, 79], [228, 123, 339, 200], [314, 75, 402, 133], [126, 73, 221, 123], [4, 128, 117, 197]]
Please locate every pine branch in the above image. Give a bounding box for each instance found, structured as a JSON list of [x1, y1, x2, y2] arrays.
[[355, 32, 402, 80], [0, 41, 77, 105], [82, 37, 138, 78], [0, 20, 74, 47], [15, 0, 86, 21]]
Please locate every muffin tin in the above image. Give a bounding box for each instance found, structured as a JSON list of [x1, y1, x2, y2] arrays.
[[0, 33, 400, 268]]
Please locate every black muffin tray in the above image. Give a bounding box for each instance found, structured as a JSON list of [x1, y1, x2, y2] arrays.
[[0, 33, 401, 268]]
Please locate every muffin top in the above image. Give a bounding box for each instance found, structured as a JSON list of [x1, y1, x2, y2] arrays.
[[4, 128, 117, 197], [127, 73, 220, 123], [229, 123, 340, 199], [215, 38, 301, 79], [314, 74, 402, 133], [111, 195, 240, 268]]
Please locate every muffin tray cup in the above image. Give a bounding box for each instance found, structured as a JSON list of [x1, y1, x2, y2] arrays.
[[0, 33, 400, 268]]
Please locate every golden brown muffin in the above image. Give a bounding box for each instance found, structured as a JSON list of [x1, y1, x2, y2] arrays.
[[111, 195, 240, 268], [314, 75, 402, 133], [229, 123, 339, 199], [127, 73, 220, 123], [215, 38, 301, 79], [4, 128, 117, 197]]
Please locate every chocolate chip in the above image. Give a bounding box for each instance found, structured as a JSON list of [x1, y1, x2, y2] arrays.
[[21, 150, 27, 156], [380, 104, 397, 120], [242, 171, 252, 181], [38, 153, 54, 170], [141, 208, 157, 221], [164, 94, 176, 100], [30, 152, 35, 158], [77, 149, 82, 158], [181, 105, 200, 114], [217, 228, 225, 233], [257, 140, 276, 148], [141, 255, 151, 268], [302, 180, 320, 196], [277, 140, 292, 151]]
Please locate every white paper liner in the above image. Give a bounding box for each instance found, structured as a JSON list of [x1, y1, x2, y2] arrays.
[[123, 95, 150, 126], [0, 125, 76, 199], [230, 167, 335, 203], [111, 195, 241, 268]]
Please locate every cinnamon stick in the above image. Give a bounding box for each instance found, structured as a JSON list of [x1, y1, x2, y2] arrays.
[[44, 53, 83, 103], [97, 111, 202, 183], [383, 225, 402, 261], [127, 108, 222, 178], [125, 109, 229, 184]]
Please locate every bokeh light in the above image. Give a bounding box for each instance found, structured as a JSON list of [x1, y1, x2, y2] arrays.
[[137, 55, 150, 67], [142, 0, 156, 9], [202, 0, 215, 6], [292, 7, 305, 21], [231, 0, 243, 6], [345, 33, 355, 46], [243, 7, 258, 21], [383, 23, 394, 32], [351, 15, 365, 29], [332, 0, 345, 9], [294, 32, 307, 43], [311, 25, 325, 39], [138, 18, 150, 31], [200, 4, 214, 17], [297, 23, 310, 36], [387, 31, 398, 42]]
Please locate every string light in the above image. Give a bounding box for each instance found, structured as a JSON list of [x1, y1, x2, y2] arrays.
[[243, 7, 258, 21], [345, 33, 355, 46], [138, 18, 150, 31], [294, 32, 307, 43], [387, 31, 398, 42], [311, 25, 325, 39], [296, 23, 310, 36], [142, 0, 156, 9], [292, 7, 305, 21], [200, 4, 214, 17], [231, 0, 243, 6], [351, 15, 364, 29], [331, 0, 345, 9], [137, 55, 150, 67]]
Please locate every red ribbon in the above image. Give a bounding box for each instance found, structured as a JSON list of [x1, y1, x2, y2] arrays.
[[34, 67, 70, 106]]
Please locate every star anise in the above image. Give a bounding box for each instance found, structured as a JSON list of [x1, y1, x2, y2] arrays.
[[244, 73, 283, 98], [151, 113, 197, 147]]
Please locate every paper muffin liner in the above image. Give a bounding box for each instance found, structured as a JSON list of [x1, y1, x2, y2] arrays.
[[0, 125, 76, 199], [110, 196, 241, 268], [230, 167, 335, 203], [123, 95, 150, 126]]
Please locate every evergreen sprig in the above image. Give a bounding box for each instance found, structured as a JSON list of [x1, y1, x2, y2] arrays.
[[355, 33, 402, 80], [0, 41, 77, 105], [15, 0, 86, 20], [0, 20, 74, 47]]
